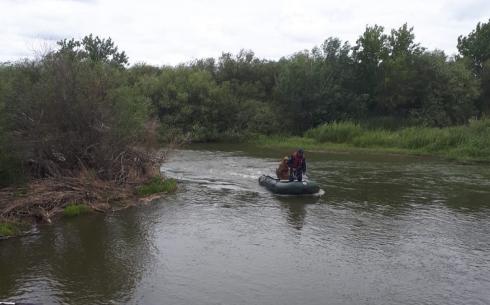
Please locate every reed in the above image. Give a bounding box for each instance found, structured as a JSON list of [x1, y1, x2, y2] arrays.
[[252, 119, 490, 161]]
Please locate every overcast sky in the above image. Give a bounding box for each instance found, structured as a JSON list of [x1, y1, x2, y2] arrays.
[[1, 0, 489, 65]]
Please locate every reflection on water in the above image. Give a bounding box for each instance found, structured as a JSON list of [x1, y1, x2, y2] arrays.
[[1, 145, 490, 305], [277, 196, 320, 230], [0, 210, 155, 304]]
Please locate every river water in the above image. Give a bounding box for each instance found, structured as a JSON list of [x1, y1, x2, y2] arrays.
[[1, 144, 490, 305]]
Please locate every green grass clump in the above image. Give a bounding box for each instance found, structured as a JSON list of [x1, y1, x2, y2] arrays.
[[253, 135, 317, 149], [0, 222, 20, 237], [64, 203, 91, 217], [352, 129, 398, 147], [305, 121, 362, 143], [136, 177, 177, 197]]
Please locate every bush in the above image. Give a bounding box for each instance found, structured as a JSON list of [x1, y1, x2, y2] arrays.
[[1, 48, 153, 184], [136, 176, 177, 197]]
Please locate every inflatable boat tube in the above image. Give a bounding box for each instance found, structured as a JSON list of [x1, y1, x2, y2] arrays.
[[258, 175, 320, 195]]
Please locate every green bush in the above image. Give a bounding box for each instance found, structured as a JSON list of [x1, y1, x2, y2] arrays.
[[0, 36, 152, 184], [136, 177, 177, 197], [64, 203, 91, 217]]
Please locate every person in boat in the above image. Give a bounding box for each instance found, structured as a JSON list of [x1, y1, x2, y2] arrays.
[[288, 148, 307, 182], [276, 156, 290, 180]]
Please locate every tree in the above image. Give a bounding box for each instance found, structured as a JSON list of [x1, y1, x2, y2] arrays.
[[407, 51, 479, 126], [458, 19, 490, 115], [457, 19, 490, 76], [375, 24, 423, 116], [389, 23, 423, 58], [57, 34, 129, 67], [352, 25, 389, 111], [1, 38, 150, 182], [479, 59, 490, 114], [275, 39, 363, 132], [136, 66, 241, 142], [216, 50, 277, 101]]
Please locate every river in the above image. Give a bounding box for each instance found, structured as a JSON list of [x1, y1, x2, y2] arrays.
[[1, 144, 490, 305]]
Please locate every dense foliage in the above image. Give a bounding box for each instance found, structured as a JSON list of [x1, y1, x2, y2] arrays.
[[140, 22, 484, 138], [1, 20, 489, 185], [0, 35, 153, 186]]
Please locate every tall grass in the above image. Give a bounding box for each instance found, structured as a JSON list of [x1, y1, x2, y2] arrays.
[[289, 119, 490, 161], [304, 121, 362, 143], [253, 135, 317, 149]]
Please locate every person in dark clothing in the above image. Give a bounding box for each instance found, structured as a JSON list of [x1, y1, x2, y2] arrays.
[[287, 148, 307, 182]]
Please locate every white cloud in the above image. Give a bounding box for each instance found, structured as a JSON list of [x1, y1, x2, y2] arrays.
[[1, 0, 489, 65]]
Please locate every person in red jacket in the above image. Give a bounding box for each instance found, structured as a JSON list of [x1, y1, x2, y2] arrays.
[[287, 148, 307, 182]]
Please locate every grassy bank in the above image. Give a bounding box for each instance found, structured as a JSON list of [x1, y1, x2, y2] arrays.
[[252, 119, 490, 162]]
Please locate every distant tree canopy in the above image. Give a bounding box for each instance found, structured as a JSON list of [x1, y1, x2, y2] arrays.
[[0, 23, 488, 185], [57, 34, 129, 67], [458, 19, 490, 76], [458, 18, 490, 114]]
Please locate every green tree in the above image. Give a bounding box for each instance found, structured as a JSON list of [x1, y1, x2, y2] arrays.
[[352, 25, 389, 111], [136, 66, 242, 141], [216, 50, 277, 101], [376, 24, 423, 116], [57, 34, 129, 67], [458, 19, 490, 76], [276, 38, 364, 132], [1, 39, 149, 182], [479, 59, 490, 114], [0, 64, 23, 185], [389, 23, 423, 58], [408, 51, 479, 126], [458, 19, 490, 115]]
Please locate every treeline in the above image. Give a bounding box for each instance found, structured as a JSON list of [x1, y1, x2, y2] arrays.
[[1, 21, 490, 185], [135, 22, 487, 140]]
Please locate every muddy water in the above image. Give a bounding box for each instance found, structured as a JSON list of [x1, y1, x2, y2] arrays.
[[1, 145, 490, 305]]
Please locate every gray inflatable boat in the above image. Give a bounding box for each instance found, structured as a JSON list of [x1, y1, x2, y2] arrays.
[[258, 175, 320, 195]]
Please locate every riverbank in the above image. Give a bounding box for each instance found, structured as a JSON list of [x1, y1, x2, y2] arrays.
[[251, 119, 490, 162], [0, 174, 177, 239]]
